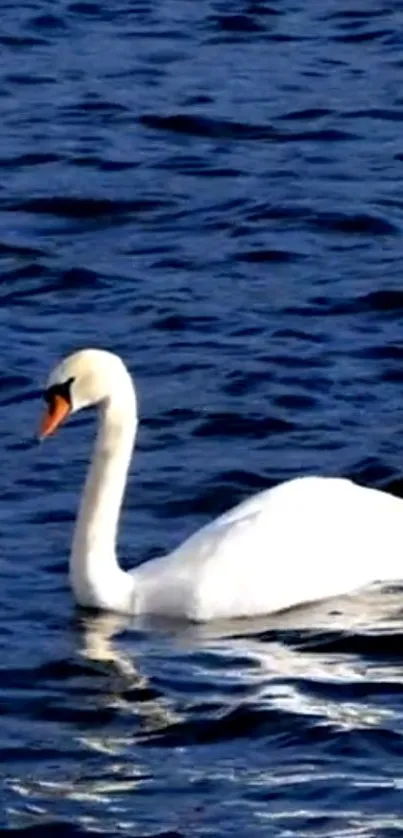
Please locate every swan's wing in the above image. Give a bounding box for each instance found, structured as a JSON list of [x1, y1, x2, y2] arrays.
[[132, 476, 403, 621]]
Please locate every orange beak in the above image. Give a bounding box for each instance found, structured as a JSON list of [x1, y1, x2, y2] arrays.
[[39, 393, 71, 439]]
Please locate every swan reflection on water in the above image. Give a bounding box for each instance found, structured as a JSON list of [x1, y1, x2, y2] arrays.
[[7, 586, 403, 833], [76, 610, 183, 746], [75, 580, 403, 747]]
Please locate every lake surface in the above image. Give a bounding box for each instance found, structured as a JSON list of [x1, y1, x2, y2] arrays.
[[2, 1, 403, 835]]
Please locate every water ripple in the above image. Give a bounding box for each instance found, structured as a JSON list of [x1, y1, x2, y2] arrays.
[[2, 0, 403, 836]]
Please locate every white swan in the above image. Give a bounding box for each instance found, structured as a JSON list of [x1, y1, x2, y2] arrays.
[[39, 348, 403, 621]]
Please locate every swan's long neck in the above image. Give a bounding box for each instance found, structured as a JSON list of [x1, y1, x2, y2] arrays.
[[69, 380, 137, 612]]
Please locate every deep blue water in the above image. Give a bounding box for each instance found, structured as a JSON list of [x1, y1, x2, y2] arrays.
[[3, 0, 403, 835]]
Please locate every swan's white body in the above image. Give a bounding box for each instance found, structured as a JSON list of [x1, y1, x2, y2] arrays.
[[42, 350, 403, 622]]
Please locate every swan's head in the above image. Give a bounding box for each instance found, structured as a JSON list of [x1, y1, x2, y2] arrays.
[[39, 348, 132, 438]]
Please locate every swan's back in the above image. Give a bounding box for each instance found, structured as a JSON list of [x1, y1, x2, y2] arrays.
[[132, 476, 403, 621]]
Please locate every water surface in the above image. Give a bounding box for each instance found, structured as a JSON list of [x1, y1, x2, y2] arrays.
[[2, 1, 403, 835]]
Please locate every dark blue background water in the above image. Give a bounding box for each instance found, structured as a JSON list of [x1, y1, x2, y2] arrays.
[[3, 1, 403, 835]]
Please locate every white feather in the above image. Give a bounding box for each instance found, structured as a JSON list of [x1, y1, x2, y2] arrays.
[[44, 349, 403, 622]]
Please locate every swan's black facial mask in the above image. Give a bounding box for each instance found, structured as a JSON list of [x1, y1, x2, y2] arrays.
[[39, 377, 75, 439]]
